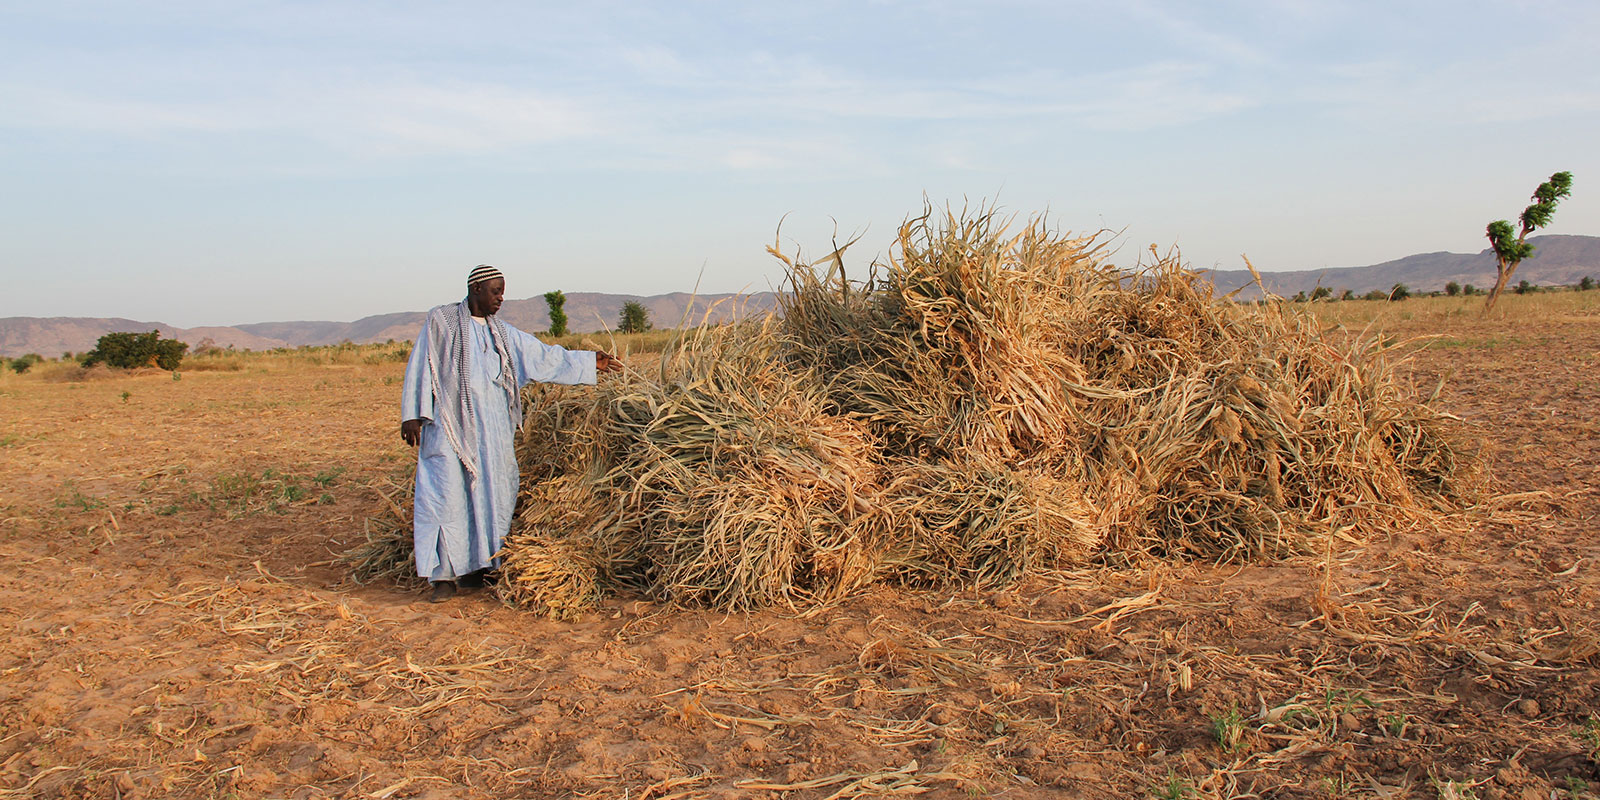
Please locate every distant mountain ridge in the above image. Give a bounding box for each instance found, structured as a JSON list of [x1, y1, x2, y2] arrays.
[[1201, 234, 1600, 298], [0, 292, 780, 357], [5, 234, 1598, 358]]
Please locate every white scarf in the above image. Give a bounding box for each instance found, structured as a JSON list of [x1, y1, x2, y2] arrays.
[[423, 299, 521, 480]]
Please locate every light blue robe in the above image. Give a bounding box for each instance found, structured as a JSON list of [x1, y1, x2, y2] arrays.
[[400, 310, 596, 581]]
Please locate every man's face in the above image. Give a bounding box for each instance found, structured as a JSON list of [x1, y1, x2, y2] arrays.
[[469, 277, 506, 316]]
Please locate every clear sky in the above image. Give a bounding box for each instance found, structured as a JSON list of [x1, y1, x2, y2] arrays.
[[2, 1, 1597, 327]]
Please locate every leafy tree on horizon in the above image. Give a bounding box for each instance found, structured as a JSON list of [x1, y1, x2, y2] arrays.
[[543, 290, 568, 337], [618, 301, 652, 334], [1485, 171, 1573, 313], [83, 330, 187, 371], [1389, 283, 1410, 301], [1580, 276, 1595, 291], [1445, 281, 1460, 296]]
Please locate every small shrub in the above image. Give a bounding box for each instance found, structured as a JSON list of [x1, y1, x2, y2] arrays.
[[1338, 289, 1354, 301], [9, 358, 30, 374], [1152, 770, 1192, 800], [55, 483, 103, 511], [1209, 704, 1245, 752], [1429, 777, 1480, 800], [184, 354, 245, 372], [1578, 718, 1600, 759], [1363, 289, 1388, 301]]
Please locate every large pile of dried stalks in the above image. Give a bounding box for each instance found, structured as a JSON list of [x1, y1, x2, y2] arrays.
[[352, 207, 1478, 617]]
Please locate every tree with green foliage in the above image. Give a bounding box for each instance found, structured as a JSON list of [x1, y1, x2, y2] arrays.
[[1463, 284, 1477, 296], [8, 353, 44, 374], [1338, 289, 1354, 301], [1291, 291, 1307, 303], [1580, 276, 1595, 291], [1515, 279, 1534, 295], [1362, 289, 1388, 301], [1310, 286, 1332, 301], [83, 330, 188, 370], [1444, 281, 1460, 296], [543, 290, 568, 337], [618, 301, 652, 334], [1389, 283, 1410, 301], [1485, 171, 1573, 313]]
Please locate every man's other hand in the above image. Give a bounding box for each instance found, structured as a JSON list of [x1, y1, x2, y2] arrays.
[[596, 351, 624, 373], [401, 418, 425, 447]]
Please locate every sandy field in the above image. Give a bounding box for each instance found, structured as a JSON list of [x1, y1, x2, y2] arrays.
[[1, 295, 1596, 800]]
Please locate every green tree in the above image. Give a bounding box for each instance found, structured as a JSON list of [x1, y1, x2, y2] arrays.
[[1362, 289, 1388, 301], [543, 290, 568, 337], [1515, 279, 1534, 295], [1485, 171, 1573, 313], [83, 330, 188, 370], [1580, 276, 1595, 291], [9, 358, 31, 374], [1291, 290, 1308, 303], [1444, 281, 1461, 296], [618, 301, 652, 334], [1389, 283, 1410, 301], [1338, 289, 1355, 301], [1310, 286, 1332, 301], [1463, 284, 1477, 295]]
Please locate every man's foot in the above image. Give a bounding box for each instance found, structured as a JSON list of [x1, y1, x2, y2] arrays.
[[458, 569, 488, 590], [429, 580, 457, 603]]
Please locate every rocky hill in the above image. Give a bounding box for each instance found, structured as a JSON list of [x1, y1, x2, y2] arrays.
[[1203, 234, 1600, 298], [0, 293, 779, 357], [5, 235, 1597, 358]]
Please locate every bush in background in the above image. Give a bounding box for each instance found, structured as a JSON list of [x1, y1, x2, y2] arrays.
[[82, 330, 188, 371], [544, 290, 569, 337], [618, 301, 652, 333]]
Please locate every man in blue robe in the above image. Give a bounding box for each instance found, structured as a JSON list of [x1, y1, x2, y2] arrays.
[[400, 264, 622, 602]]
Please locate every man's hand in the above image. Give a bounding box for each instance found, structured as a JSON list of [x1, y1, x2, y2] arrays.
[[401, 418, 425, 447], [595, 350, 624, 374]]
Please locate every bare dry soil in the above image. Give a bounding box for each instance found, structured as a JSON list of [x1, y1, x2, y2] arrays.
[[1, 303, 1596, 799]]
